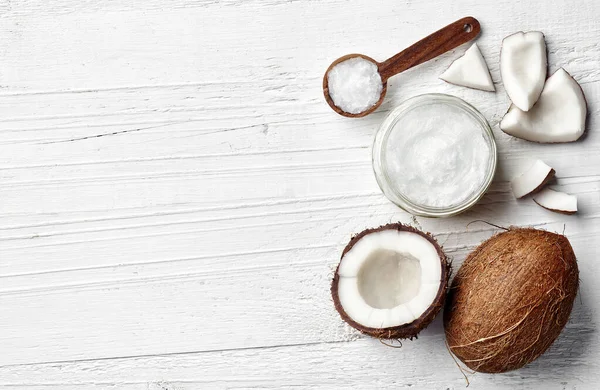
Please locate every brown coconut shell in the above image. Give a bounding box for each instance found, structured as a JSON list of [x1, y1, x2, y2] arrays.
[[444, 228, 578, 373], [331, 223, 450, 339]]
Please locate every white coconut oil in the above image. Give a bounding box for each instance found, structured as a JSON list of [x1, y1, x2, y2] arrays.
[[327, 57, 383, 114], [373, 94, 496, 215]]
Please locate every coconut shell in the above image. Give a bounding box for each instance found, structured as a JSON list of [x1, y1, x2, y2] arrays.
[[444, 228, 578, 373], [331, 223, 450, 339]]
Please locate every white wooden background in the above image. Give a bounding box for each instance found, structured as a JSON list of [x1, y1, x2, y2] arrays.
[[0, 0, 598, 389]]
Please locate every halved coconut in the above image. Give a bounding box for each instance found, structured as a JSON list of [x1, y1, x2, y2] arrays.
[[511, 159, 555, 198], [501, 68, 587, 143], [440, 43, 495, 92], [533, 188, 577, 214], [331, 223, 450, 339], [500, 31, 547, 111]]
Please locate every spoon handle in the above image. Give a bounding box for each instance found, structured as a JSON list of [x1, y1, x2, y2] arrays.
[[378, 17, 480, 82]]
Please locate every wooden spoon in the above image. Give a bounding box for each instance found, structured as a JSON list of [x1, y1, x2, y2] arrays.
[[323, 17, 481, 118]]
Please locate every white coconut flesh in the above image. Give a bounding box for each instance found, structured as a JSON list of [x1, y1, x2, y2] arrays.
[[440, 43, 495, 92], [501, 68, 587, 143], [500, 31, 547, 111], [511, 159, 554, 198], [336, 230, 442, 329], [533, 188, 577, 214]]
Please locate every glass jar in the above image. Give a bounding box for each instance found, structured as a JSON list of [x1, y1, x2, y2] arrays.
[[372, 93, 497, 217]]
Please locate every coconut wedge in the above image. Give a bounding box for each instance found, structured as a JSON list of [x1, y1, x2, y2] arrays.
[[331, 224, 449, 339], [511, 160, 555, 198], [440, 43, 495, 92], [533, 188, 577, 214], [500, 31, 547, 111], [501, 68, 587, 143]]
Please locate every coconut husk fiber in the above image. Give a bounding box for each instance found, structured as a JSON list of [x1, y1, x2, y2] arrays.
[[444, 228, 578, 373]]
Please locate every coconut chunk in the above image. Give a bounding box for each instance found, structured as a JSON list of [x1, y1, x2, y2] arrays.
[[500, 31, 547, 111], [331, 224, 449, 339], [511, 160, 555, 198], [501, 68, 587, 143], [440, 43, 495, 92], [533, 188, 577, 214]]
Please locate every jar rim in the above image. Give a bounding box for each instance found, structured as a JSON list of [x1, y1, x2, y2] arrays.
[[372, 93, 498, 217]]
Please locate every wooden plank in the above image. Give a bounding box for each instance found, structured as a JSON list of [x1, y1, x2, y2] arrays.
[[0, 310, 596, 389]]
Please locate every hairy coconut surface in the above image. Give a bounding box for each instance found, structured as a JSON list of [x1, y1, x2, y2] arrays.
[[331, 223, 450, 339], [444, 228, 578, 373]]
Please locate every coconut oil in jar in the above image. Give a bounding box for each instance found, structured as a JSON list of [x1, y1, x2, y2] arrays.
[[373, 94, 497, 217]]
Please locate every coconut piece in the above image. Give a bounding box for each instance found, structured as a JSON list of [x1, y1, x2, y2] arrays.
[[511, 160, 555, 198], [445, 228, 578, 373], [500, 31, 547, 111], [440, 43, 495, 92], [500, 68, 587, 143], [331, 223, 449, 339], [533, 188, 577, 214]]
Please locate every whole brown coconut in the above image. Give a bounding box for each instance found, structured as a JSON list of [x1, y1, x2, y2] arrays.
[[444, 228, 578, 373], [332, 223, 450, 339]]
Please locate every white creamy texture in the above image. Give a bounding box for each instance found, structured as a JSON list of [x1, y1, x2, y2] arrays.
[[327, 57, 383, 114], [384, 103, 491, 208]]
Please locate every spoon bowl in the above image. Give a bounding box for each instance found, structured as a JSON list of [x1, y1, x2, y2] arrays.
[[323, 54, 386, 118], [323, 17, 481, 118]]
